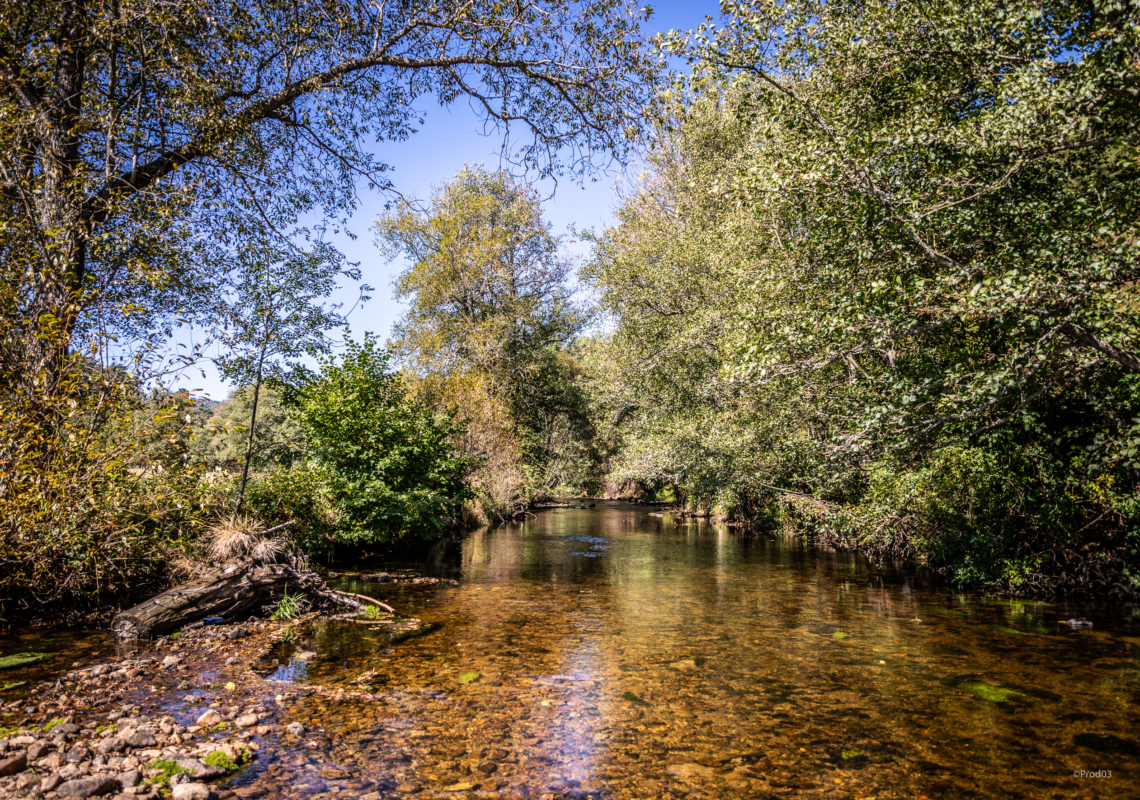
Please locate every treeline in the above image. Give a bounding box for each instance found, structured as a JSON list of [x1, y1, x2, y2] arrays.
[[4, 0, 1139, 619], [583, 0, 1140, 596]]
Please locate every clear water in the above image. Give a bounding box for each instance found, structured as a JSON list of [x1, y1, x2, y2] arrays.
[[258, 502, 1140, 798], [5, 501, 1138, 798]]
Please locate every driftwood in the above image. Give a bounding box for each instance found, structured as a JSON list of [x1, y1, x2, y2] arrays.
[[111, 561, 392, 641]]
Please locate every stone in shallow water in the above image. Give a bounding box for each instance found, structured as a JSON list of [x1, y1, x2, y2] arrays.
[[196, 710, 223, 727], [957, 681, 1023, 703], [668, 763, 717, 780]]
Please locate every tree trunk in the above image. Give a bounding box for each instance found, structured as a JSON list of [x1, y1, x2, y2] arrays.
[[110, 561, 319, 641]]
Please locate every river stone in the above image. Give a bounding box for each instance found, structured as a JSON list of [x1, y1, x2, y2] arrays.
[[295, 651, 317, 661], [124, 732, 156, 749], [224, 657, 242, 666], [16, 772, 39, 792], [90, 664, 114, 677], [195, 710, 223, 727], [42, 775, 63, 792], [28, 742, 51, 760], [97, 737, 125, 755], [285, 722, 305, 736], [166, 756, 224, 780], [56, 775, 119, 798], [667, 763, 716, 780], [235, 714, 258, 729], [118, 770, 140, 788], [0, 751, 27, 776], [67, 744, 90, 763], [171, 782, 211, 800]]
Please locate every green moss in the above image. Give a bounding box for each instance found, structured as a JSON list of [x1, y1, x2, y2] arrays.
[[458, 671, 481, 684], [147, 759, 194, 786], [840, 748, 863, 760], [622, 691, 651, 707], [958, 681, 1024, 703], [204, 751, 238, 771], [42, 718, 65, 732], [832, 631, 851, 640], [931, 608, 966, 616], [990, 625, 1033, 636], [362, 604, 386, 620], [170, 632, 181, 640], [0, 726, 20, 737], [0, 681, 25, 692], [0, 653, 52, 670]]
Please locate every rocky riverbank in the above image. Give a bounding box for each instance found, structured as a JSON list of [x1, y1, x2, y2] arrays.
[[0, 619, 382, 800]]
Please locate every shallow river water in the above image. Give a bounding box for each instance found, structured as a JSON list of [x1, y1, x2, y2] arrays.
[[254, 502, 1138, 799], [5, 501, 1140, 799]]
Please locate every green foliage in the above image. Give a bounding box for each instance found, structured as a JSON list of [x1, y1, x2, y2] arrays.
[[584, 0, 1140, 594], [376, 167, 599, 514], [458, 670, 481, 684], [195, 387, 306, 470], [241, 465, 338, 553], [362, 604, 386, 620], [292, 334, 473, 543]]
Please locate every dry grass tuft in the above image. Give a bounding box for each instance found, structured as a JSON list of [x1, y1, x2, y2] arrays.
[[204, 517, 301, 567]]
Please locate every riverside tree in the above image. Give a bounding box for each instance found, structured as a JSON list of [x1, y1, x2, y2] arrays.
[[213, 234, 366, 518], [589, 0, 1140, 594], [376, 167, 595, 515], [0, 0, 661, 442]]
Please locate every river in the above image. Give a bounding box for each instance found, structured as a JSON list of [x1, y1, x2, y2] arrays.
[[3, 501, 1139, 798]]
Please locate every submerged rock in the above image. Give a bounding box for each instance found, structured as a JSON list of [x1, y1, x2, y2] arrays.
[[1065, 617, 1094, 628]]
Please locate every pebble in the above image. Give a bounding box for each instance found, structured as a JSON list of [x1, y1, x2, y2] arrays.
[[196, 710, 223, 727], [0, 751, 27, 776], [285, 722, 305, 737], [235, 714, 259, 729], [161, 656, 182, 669], [171, 782, 211, 800], [56, 775, 120, 797], [28, 742, 51, 760]]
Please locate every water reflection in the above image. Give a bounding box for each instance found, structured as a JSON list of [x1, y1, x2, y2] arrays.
[[289, 501, 1138, 797]]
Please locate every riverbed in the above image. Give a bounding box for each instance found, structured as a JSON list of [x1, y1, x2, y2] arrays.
[[3, 501, 1139, 798]]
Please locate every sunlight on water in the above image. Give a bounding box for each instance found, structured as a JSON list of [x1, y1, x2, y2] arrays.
[[241, 502, 1139, 797]]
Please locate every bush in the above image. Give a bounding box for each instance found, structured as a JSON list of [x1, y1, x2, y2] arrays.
[[292, 335, 474, 544]]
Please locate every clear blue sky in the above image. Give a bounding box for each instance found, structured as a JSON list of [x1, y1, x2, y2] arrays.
[[179, 1, 722, 400]]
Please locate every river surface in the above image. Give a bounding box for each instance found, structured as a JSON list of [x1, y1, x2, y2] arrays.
[[5, 501, 1140, 798]]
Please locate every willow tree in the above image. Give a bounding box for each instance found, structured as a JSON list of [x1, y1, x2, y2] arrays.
[[376, 167, 593, 512]]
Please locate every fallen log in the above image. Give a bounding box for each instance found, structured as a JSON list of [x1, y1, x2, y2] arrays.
[[111, 561, 323, 641], [111, 520, 398, 641]]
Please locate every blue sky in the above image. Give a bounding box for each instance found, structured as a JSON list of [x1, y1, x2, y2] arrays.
[[180, 0, 722, 400]]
